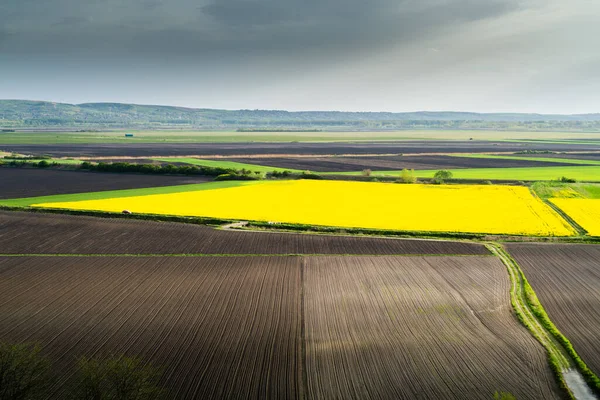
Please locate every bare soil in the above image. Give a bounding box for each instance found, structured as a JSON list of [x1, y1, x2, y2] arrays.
[[507, 243, 600, 378]]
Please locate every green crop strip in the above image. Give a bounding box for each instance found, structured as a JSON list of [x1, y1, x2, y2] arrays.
[[326, 166, 600, 181]]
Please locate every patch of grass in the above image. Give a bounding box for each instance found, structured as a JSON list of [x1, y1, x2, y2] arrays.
[[532, 181, 600, 200], [329, 166, 600, 182]]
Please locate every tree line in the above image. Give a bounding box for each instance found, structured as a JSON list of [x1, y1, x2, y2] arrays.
[[0, 342, 164, 400]]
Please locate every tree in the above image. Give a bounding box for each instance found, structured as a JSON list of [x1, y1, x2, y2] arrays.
[[72, 356, 164, 400], [433, 170, 453, 184], [397, 169, 416, 184], [0, 342, 50, 400]]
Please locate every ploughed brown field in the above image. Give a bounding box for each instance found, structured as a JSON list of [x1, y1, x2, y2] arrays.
[[0, 256, 301, 399], [507, 243, 600, 377], [226, 154, 582, 172], [0, 168, 210, 199], [0, 255, 561, 399], [304, 256, 561, 399], [0, 211, 489, 255], [4, 139, 600, 157]]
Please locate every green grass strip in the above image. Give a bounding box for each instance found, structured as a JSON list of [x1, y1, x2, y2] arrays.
[[487, 243, 574, 399], [326, 166, 600, 181]]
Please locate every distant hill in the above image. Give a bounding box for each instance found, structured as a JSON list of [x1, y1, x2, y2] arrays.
[[1, 100, 599, 131]]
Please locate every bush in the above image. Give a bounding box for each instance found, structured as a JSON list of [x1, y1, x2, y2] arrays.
[[559, 176, 576, 183], [72, 356, 164, 400], [397, 169, 416, 184], [214, 173, 258, 181], [268, 170, 292, 178], [432, 170, 453, 184], [298, 172, 323, 180], [79, 161, 237, 177], [0, 342, 51, 400], [35, 160, 51, 168], [361, 169, 372, 177], [483, 180, 493, 185]]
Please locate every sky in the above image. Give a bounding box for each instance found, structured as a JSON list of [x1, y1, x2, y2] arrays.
[[1, 0, 599, 114]]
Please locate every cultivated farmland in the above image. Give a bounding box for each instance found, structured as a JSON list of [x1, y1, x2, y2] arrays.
[[0, 254, 563, 399], [0, 211, 489, 255], [33, 180, 576, 236], [0, 256, 302, 398], [303, 256, 561, 399], [224, 154, 582, 172], [4, 138, 600, 157], [507, 243, 600, 378], [0, 168, 210, 199], [550, 198, 600, 235]]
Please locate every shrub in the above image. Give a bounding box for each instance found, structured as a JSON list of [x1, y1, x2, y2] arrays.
[[559, 176, 576, 183], [0, 342, 51, 400], [214, 173, 258, 181], [298, 172, 323, 180], [72, 356, 164, 400], [267, 170, 292, 178], [397, 169, 416, 184], [35, 160, 50, 168], [432, 170, 453, 184], [361, 169, 372, 177]]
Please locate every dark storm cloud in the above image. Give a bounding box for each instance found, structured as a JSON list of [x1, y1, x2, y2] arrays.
[[0, 0, 522, 58]]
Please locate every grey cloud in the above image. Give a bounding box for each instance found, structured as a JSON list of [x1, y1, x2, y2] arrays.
[[0, 0, 524, 59]]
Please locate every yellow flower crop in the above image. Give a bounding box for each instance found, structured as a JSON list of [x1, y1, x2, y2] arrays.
[[35, 180, 575, 236], [550, 198, 600, 236]]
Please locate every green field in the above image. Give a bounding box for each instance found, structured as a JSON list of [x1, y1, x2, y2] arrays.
[[2, 130, 600, 144], [153, 157, 301, 173], [330, 166, 600, 181], [455, 154, 600, 166], [531, 182, 600, 200], [0, 181, 254, 208]]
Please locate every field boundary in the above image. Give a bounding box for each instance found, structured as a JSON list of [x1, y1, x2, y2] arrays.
[[0, 253, 490, 258], [488, 243, 599, 399]]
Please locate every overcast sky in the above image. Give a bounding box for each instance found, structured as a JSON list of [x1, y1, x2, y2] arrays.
[[1, 0, 598, 113]]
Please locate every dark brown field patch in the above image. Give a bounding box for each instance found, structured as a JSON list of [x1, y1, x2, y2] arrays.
[[0, 256, 302, 399], [0, 255, 562, 399], [3, 139, 600, 157], [0, 211, 489, 255], [226, 155, 578, 172], [303, 256, 561, 399], [0, 168, 210, 199], [506, 243, 600, 377]]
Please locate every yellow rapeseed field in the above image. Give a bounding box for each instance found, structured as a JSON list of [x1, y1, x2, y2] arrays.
[[550, 198, 600, 236], [35, 180, 575, 236]]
